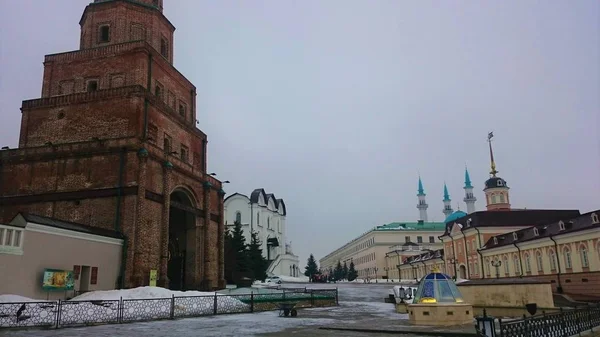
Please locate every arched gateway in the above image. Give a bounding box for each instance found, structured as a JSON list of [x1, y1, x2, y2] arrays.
[[168, 189, 197, 290]]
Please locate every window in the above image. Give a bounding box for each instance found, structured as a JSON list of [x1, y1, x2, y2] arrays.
[[591, 213, 599, 224], [163, 134, 172, 153], [86, 80, 98, 92], [267, 217, 270, 229], [160, 37, 169, 59], [0, 226, 24, 255], [524, 254, 531, 273], [178, 101, 187, 118], [558, 221, 565, 231], [564, 248, 572, 269], [484, 259, 490, 276], [99, 25, 110, 43], [493, 237, 498, 245], [405, 236, 410, 243], [533, 228, 539, 236], [499, 194, 506, 203], [513, 232, 518, 241], [417, 236, 423, 244], [155, 85, 162, 100], [180, 145, 188, 163], [503, 256, 509, 274], [549, 250, 557, 270], [491, 195, 498, 203], [580, 246, 589, 268], [497, 180, 504, 187], [474, 262, 479, 275], [257, 213, 260, 225], [147, 124, 158, 143], [513, 256, 520, 275], [429, 236, 435, 243], [536, 252, 543, 272]]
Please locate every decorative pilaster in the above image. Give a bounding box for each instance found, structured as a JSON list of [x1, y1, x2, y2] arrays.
[[217, 188, 226, 289], [202, 180, 213, 290], [132, 148, 149, 287], [158, 160, 173, 288]]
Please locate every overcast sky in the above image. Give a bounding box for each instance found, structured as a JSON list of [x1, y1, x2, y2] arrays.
[[1, 1, 598, 269]]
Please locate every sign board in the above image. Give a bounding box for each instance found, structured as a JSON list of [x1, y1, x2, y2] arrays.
[[42, 269, 74, 291], [149, 270, 157, 287]]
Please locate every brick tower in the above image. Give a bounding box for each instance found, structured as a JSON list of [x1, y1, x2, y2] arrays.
[[0, 0, 225, 290]]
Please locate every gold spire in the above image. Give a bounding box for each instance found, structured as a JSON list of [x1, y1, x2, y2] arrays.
[[488, 132, 498, 177]]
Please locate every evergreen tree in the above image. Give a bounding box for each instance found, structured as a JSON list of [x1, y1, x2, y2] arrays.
[[224, 220, 248, 283], [334, 261, 343, 281], [247, 231, 269, 281], [347, 261, 358, 281], [342, 262, 349, 280], [304, 254, 319, 281]]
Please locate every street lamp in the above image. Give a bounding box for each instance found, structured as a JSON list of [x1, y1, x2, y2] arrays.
[[374, 267, 379, 283], [397, 286, 413, 304], [491, 259, 502, 279], [384, 267, 389, 282], [448, 258, 458, 280], [475, 308, 496, 337]]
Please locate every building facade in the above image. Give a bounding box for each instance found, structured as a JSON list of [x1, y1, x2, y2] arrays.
[[320, 221, 446, 280], [224, 189, 300, 277], [0, 213, 123, 300], [0, 0, 225, 290]]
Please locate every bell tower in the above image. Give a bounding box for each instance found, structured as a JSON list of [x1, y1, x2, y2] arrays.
[[80, 0, 173, 63], [483, 132, 511, 210]]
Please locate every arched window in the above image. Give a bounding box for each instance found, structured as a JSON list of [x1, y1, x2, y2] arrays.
[[524, 253, 531, 273], [549, 249, 557, 271], [491, 195, 498, 203], [563, 247, 572, 269], [513, 255, 520, 275], [591, 213, 599, 224], [267, 217, 270, 228], [536, 251, 543, 272], [503, 256, 509, 274], [473, 262, 478, 275], [257, 213, 260, 225], [235, 211, 241, 223], [580, 246, 589, 268], [499, 194, 506, 203]]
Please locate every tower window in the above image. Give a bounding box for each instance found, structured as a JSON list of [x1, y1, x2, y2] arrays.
[[180, 145, 188, 163], [86, 80, 98, 92], [499, 194, 506, 203], [163, 134, 172, 153], [160, 38, 169, 59], [178, 101, 187, 117], [99, 25, 110, 43]]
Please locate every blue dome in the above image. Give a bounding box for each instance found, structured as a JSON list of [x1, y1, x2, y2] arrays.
[[444, 210, 467, 223], [413, 268, 465, 304]]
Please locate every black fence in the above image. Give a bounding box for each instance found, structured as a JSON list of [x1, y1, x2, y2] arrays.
[[497, 304, 600, 337], [0, 288, 338, 330]]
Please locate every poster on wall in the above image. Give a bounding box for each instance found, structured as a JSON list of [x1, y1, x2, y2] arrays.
[[42, 269, 75, 291]]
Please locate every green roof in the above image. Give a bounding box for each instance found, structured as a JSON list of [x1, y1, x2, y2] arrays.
[[375, 221, 445, 231]]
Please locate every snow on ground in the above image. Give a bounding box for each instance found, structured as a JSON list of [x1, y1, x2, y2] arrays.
[[0, 295, 43, 303], [0, 287, 248, 328], [277, 275, 309, 282]]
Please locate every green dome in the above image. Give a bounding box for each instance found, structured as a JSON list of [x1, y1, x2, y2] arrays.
[[445, 210, 467, 223]]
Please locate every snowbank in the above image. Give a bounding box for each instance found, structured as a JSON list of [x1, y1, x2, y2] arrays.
[[278, 275, 309, 283], [0, 287, 249, 329]]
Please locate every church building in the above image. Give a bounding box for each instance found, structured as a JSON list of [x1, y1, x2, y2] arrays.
[[0, 0, 225, 291]]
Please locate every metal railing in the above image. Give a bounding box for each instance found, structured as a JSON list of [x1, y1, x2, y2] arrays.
[[0, 288, 338, 330], [476, 304, 600, 337]]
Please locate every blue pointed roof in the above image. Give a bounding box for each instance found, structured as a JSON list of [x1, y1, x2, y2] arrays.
[[443, 183, 450, 201], [464, 167, 473, 188], [418, 177, 425, 196], [444, 210, 468, 223]]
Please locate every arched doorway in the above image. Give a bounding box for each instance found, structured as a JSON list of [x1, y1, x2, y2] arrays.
[[168, 190, 196, 290], [459, 265, 467, 279]]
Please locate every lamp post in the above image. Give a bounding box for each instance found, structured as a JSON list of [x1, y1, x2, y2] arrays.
[[384, 267, 389, 282], [475, 308, 496, 337], [448, 258, 458, 280], [491, 259, 502, 279], [397, 286, 413, 304], [374, 267, 379, 283]]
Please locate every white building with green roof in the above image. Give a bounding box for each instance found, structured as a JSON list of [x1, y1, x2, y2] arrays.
[[319, 220, 446, 281]]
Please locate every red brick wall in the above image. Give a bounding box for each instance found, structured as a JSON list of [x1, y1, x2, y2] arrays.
[[80, 1, 174, 63], [20, 95, 142, 147]]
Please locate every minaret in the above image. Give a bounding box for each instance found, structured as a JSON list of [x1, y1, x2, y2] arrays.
[[483, 132, 511, 211], [443, 183, 454, 218], [417, 177, 429, 222], [463, 167, 477, 214]]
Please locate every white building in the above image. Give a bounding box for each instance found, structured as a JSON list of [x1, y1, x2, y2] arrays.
[[224, 188, 301, 278]]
